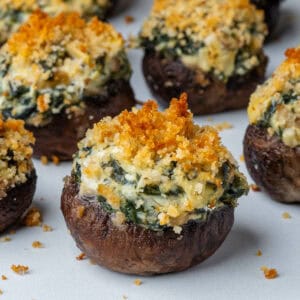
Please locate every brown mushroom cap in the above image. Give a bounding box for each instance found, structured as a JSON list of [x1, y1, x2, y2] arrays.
[[28, 81, 135, 160], [142, 51, 267, 115], [61, 175, 234, 275], [0, 171, 37, 233], [244, 125, 300, 203]]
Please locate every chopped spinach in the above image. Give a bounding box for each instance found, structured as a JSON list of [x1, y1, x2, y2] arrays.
[[121, 201, 139, 224], [98, 195, 114, 213], [165, 185, 184, 196], [143, 184, 161, 195]]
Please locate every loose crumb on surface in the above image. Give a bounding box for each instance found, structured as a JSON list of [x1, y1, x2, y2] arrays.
[[76, 253, 86, 261], [134, 279, 142, 286], [23, 207, 42, 227], [40, 155, 48, 165], [239, 155, 245, 162], [122, 295, 128, 300], [1, 275, 7, 281], [32, 241, 43, 248], [260, 266, 278, 279], [282, 212, 291, 219], [51, 155, 60, 165], [250, 184, 261, 192], [76, 206, 85, 219], [256, 249, 262, 256], [124, 15, 134, 24], [213, 122, 233, 131], [42, 224, 53, 232], [11, 265, 29, 275], [0, 236, 11, 242], [0, 289, 3, 295]]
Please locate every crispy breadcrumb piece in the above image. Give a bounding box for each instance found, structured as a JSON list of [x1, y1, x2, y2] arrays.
[[134, 279, 142, 286], [240, 155, 245, 162], [0, 289, 3, 295], [40, 156, 49, 165], [42, 224, 53, 232], [282, 212, 291, 219], [0, 236, 11, 242], [11, 264, 29, 275], [250, 184, 261, 192], [256, 249, 262, 256], [125, 15, 134, 24], [1, 275, 7, 281], [76, 206, 85, 219], [214, 122, 233, 132], [51, 155, 60, 165], [76, 253, 86, 261], [32, 241, 43, 248], [23, 207, 42, 227], [260, 266, 278, 279]]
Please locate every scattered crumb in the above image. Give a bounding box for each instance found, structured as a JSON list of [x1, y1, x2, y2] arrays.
[[122, 295, 128, 300], [1, 275, 7, 281], [76, 253, 86, 261], [282, 212, 291, 219], [250, 184, 261, 192], [260, 266, 278, 279], [0, 236, 11, 242], [32, 241, 43, 248], [134, 279, 142, 286], [23, 207, 42, 227], [11, 264, 29, 275], [76, 206, 85, 219], [213, 122, 233, 131], [40, 155, 48, 165], [239, 154, 245, 162], [256, 249, 262, 256], [126, 34, 139, 49], [124, 15, 134, 24], [42, 224, 53, 232], [0, 289, 3, 295], [51, 155, 60, 165]]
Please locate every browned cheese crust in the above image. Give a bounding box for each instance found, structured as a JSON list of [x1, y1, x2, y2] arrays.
[[0, 171, 37, 233], [143, 51, 267, 115], [61, 175, 234, 275], [244, 125, 300, 203], [29, 81, 135, 160]]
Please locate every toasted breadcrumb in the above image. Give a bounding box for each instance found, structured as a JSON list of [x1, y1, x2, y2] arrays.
[[51, 155, 60, 165], [23, 207, 42, 227], [76, 253, 86, 261], [260, 266, 278, 279], [256, 249, 262, 256], [0, 236, 11, 242], [40, 156, 49, 165], [213, 122, 233, 132], [124, 15, 134, 24], [42, 224, 53, 232], [76, 206, 85, 219], [1, 275, 7, 281], [239, 155, 245, 162], [32, 241, 43, 248], [11, 264, 29, 275], [282, 212, 291, 219], [250, 184, 261, 192], [134, 279, 142, 286]]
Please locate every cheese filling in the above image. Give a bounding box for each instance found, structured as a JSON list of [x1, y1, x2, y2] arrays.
[[0, 12, 131, 126], [73, 94, 248, 231], [0, 117, 34, 200], [139, 0, 267, 82], [248, 47, 300, 148]]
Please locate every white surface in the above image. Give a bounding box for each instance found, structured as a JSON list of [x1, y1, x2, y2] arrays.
[[1, 1, 300, 299]]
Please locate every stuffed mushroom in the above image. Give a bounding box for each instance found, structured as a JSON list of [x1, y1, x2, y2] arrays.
[[139, 0, 268, 115], [244, 47, 300, 203], [0, 11, 135, 160], [61, 93, 249, 275], [0, 0, 119, 45], [251, 0, 283, 39], [0, 117, 36, 233]]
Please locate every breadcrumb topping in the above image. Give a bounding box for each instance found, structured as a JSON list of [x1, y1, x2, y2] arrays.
[[76, 253, 86, 260], [11, 264, 29, 275], [248, 46, 300, 147], [23, 207, 42, 227], [0, 118, 34, 199], [140, 0, 266, 80]]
